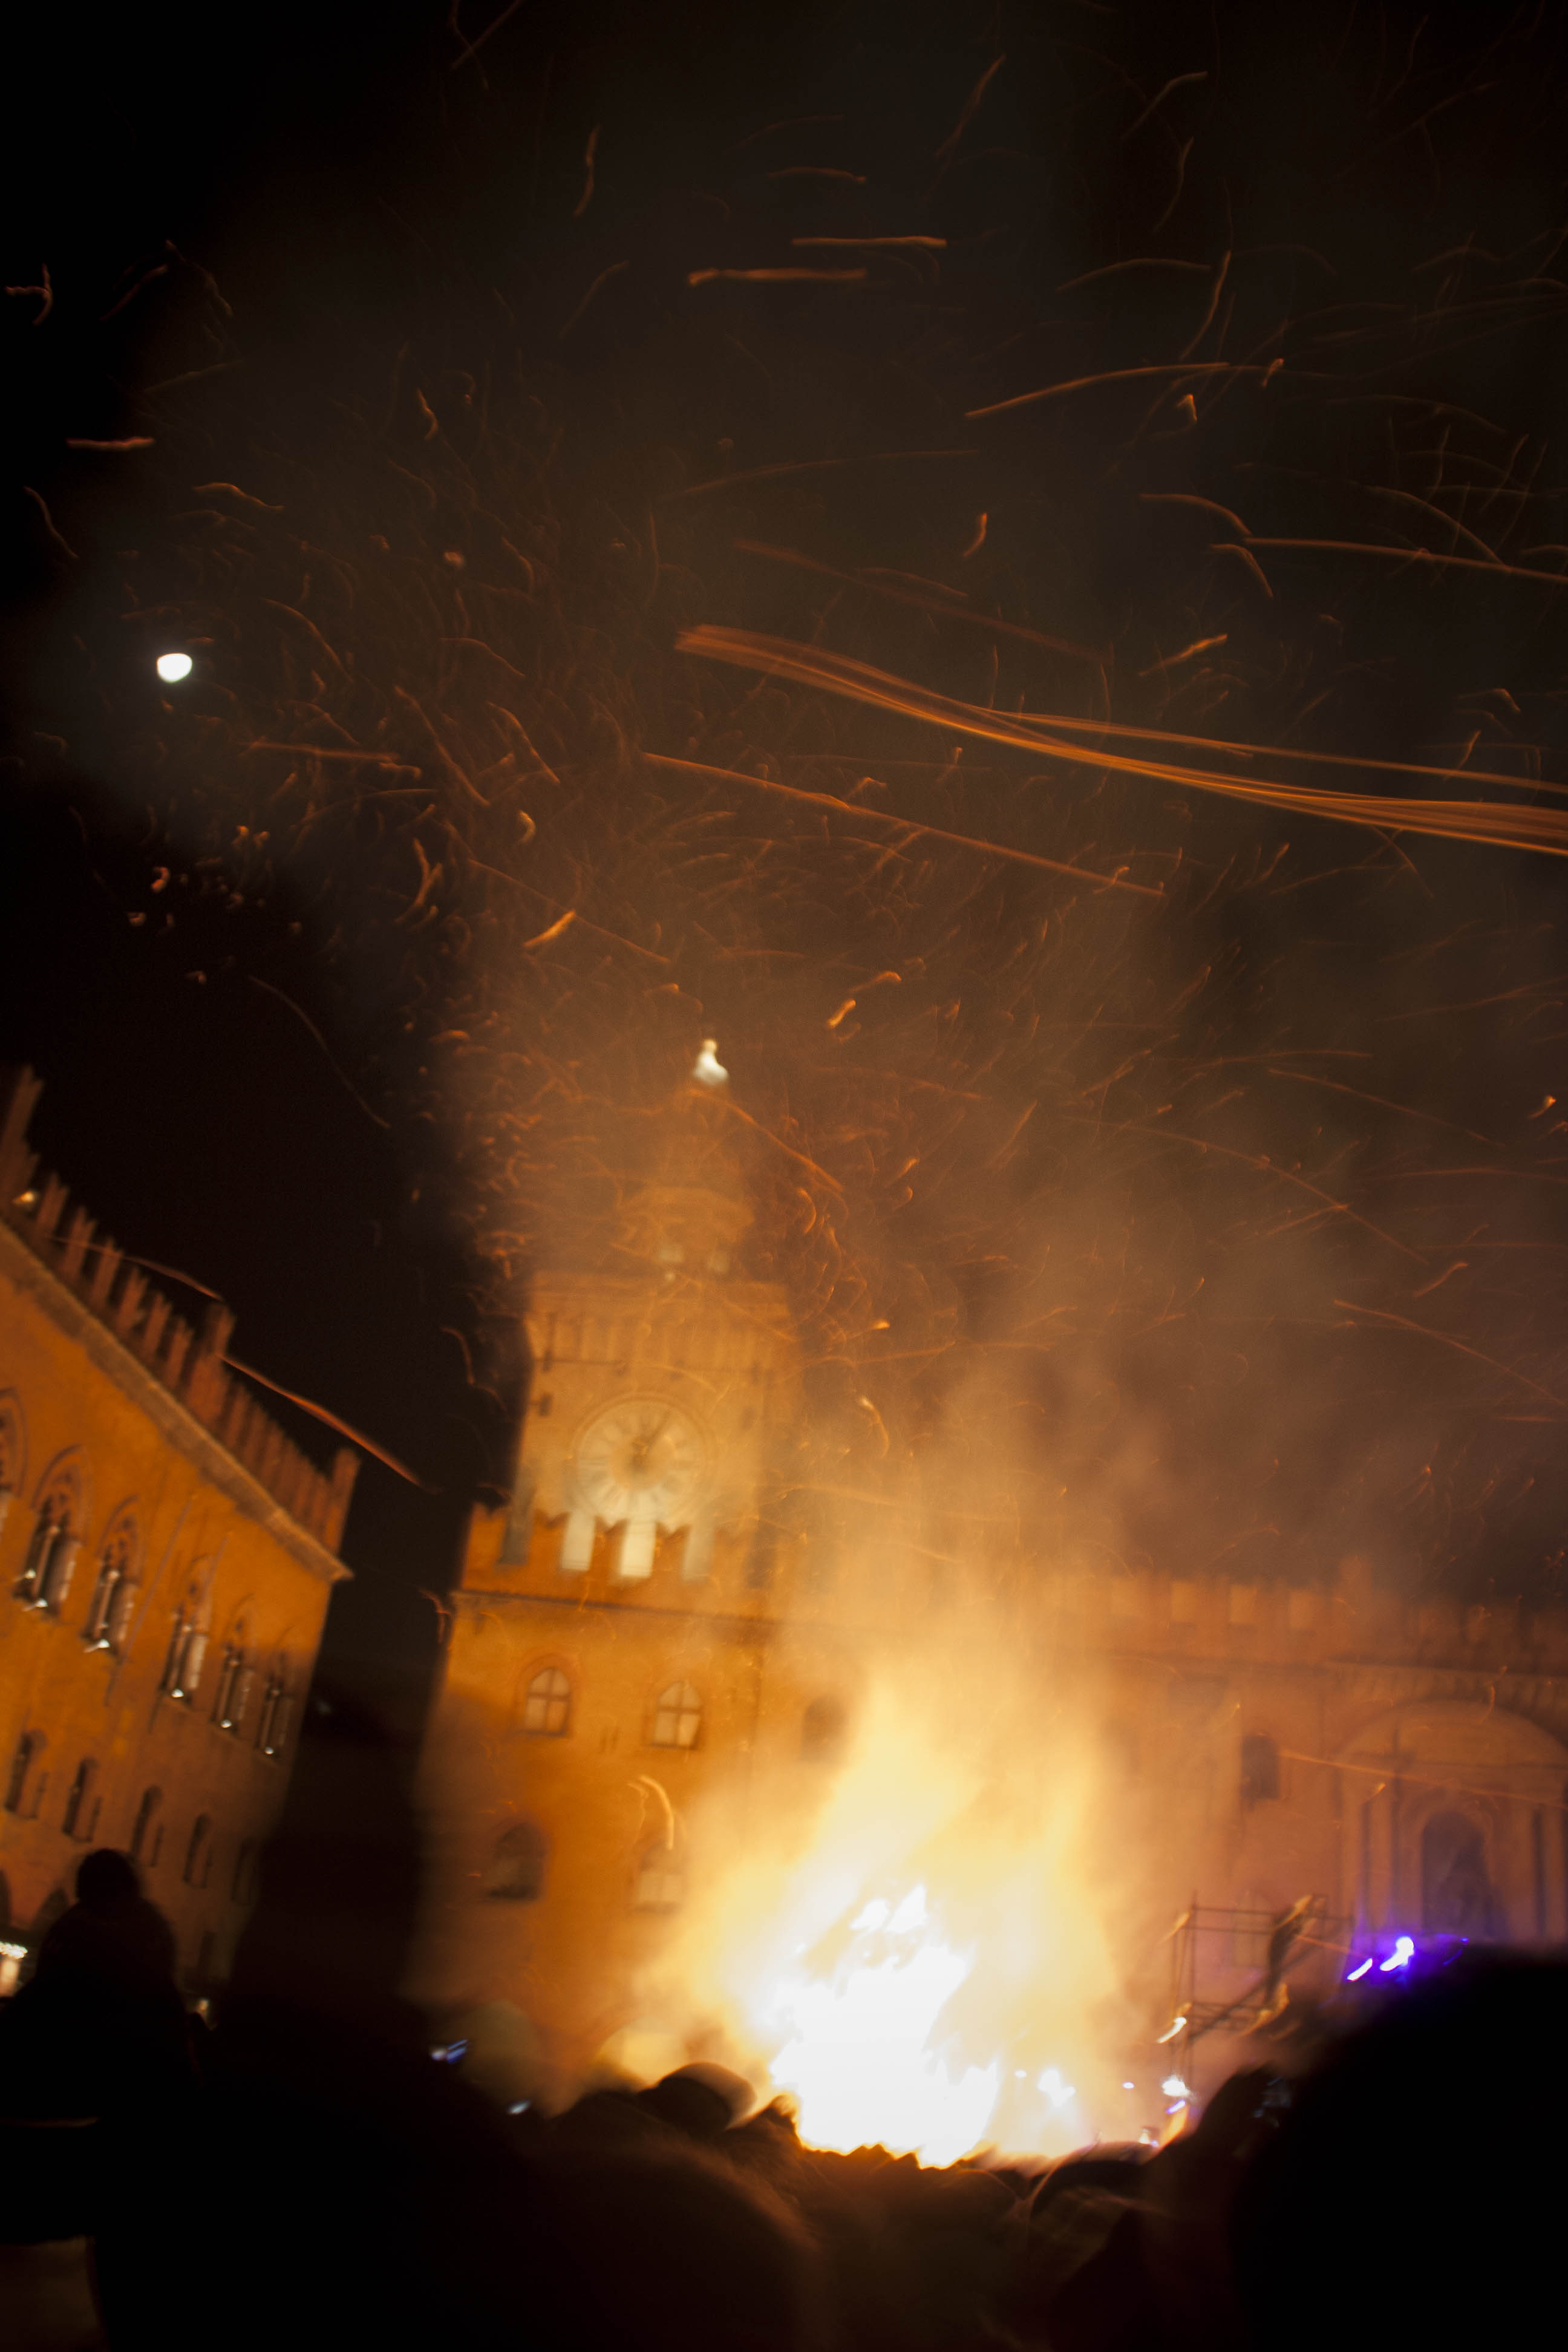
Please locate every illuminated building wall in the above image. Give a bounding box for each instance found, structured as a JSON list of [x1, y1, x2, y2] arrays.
[[416, 1087, 1568, 2084], [0, 1067, 354, 1987]]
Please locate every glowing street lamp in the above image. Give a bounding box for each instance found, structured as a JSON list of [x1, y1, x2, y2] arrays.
[[155, 652, 193, 683]]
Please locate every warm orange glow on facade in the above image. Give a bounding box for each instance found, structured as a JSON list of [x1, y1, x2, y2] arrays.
[[0, 1068, 353, 1982]]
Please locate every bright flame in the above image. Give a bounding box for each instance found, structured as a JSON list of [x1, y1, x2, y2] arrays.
[[691, 1038, 728, 1087], [155, 651, 194, 682], [762, 1884, 1001, 2166], [633, 1669, 1145, 2166]]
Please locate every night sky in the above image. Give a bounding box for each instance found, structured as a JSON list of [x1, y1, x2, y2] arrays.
[[5, 2, 1568, 1734]]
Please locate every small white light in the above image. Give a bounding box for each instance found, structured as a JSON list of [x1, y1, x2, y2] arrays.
[[691, 1038, 728, 1088], [1122, 2081, 1135, 2091], [1161, 2074, 1190, 2100], [155, 652, 193, 683]]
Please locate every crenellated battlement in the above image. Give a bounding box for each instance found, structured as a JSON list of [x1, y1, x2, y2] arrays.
[[1056, 1558, 1568, 1677], [0, 1066, 356, 1552]]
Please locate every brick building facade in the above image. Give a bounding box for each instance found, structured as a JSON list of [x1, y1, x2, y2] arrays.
[[0, 1068, 354, 1988]]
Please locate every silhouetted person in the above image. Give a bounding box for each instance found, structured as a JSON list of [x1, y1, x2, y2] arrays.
[[1232, 1953, 1568, 2350], [0, 1849, 189, 2123], [0, 1849, 191, 2244]]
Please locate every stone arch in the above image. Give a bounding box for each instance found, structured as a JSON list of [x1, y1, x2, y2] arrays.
[[29, 1446, 88, 1534], [1337, 1699, 1568, 1943]]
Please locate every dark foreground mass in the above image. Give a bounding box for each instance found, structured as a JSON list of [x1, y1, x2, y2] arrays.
[[2, 1693, 1563, 2351]]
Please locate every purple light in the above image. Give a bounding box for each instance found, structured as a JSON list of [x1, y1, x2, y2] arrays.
[[1379, 1936, 1415, 1974], [1346, 1956, 1373, 1982]]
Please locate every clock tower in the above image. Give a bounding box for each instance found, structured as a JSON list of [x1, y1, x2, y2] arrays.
[[414, 1060, 825, 2092]]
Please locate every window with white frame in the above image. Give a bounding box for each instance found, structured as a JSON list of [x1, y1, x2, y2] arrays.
[[651, 1681, 702, 1749], [84, 1515, 140, 1652], [212, 1636, 252, 1733], [16, 1475, 79, 1611], [255, 1669, 293, 1759], [162, 1585, 211, 1701], [522, 1666, 572, 1736]]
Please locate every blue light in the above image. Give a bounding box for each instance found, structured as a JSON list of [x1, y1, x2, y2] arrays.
[[1346, 1956, 1373, 1982], [1379, 1936, 1414, 1974]]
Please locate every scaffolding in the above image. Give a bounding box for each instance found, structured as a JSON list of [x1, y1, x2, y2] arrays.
[[1165, 1894, 1353, 2079]]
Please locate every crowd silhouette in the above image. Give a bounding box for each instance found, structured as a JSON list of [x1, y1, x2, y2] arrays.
[[1, 1690, 1562, 2350]]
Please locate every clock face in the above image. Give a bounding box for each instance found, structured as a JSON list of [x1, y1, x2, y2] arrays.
[[572, 1399, 706, 1524]]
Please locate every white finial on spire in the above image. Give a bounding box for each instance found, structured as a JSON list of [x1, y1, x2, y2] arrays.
[[692, 1039, 728, 1089]]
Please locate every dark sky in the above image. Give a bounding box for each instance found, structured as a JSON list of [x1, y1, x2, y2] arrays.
[[5, 2, 1568, 1730]]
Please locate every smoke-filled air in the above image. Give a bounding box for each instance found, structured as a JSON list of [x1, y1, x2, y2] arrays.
[[24, 4, 1568, 2150]]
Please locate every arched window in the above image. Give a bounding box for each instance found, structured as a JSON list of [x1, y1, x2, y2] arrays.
[[162, 1584, 211, 1701], [184, 1814, 214, 1889], [231, 1840, 260, 1906], [60, 1757, 100, 1843], [4, 1730, 42, 1816], [801, 1697, 846, 1762], [485, 1820, 547, 1901], [255, 1669, 293, 1759], [130, 1786, 163, 1867], [633, 1845, 685, 1913], [15, 1474, 79, 1612], [212, 1635, 252, 1733], [84, 1514, 140, 1652], [1422, 1809, 1499, 1936], [1240, 1733, 1281, 1808], [652, 1681, 702, 1749], [522, 1666, 572, 1736]]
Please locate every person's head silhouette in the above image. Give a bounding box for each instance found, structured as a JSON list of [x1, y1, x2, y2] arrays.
[[74, 1849, 141, 1907]]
